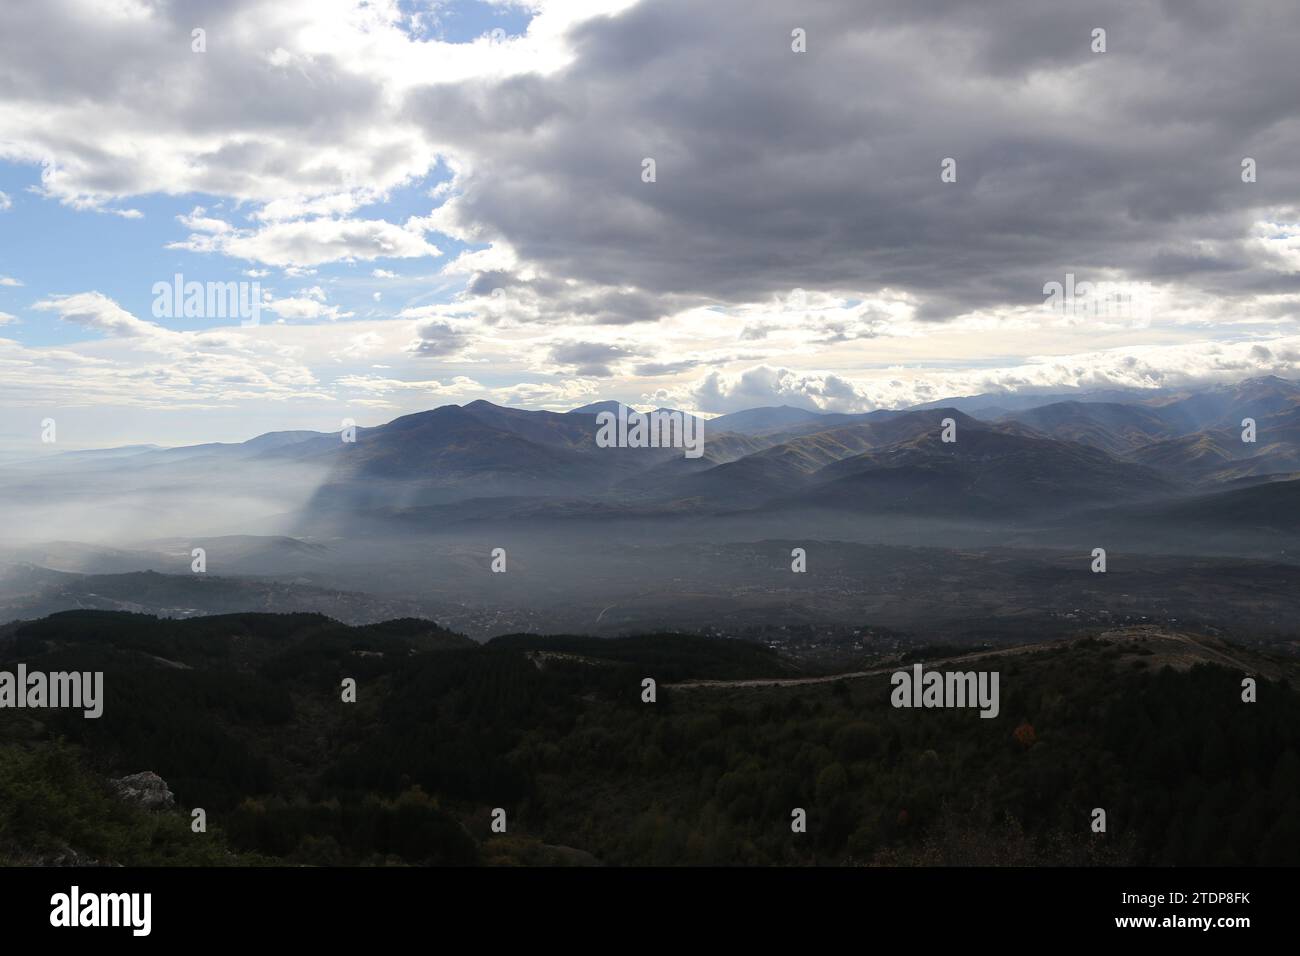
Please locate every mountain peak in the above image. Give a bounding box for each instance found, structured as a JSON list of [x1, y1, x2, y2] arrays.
[[568, 400, 627, 415], [1235, 374, 1297, 390]]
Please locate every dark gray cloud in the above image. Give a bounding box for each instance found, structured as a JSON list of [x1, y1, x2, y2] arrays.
[[467, 269, 688, 325], [633, 358, 704, 376], [548, 340, 637, 376], [407, 318, 471, 357], [409, 0, 1300, 321]]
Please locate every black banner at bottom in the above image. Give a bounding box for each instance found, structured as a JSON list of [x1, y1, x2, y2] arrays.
[[1, 865, 1286, 943]]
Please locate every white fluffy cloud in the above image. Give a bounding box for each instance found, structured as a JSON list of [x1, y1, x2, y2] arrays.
[[170, 216, 442, 268], [33, 292, 168, 340]]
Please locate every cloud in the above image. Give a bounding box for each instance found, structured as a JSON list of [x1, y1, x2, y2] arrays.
[[0, 0, 630, 214], [13, 0, 1300, 326], [331, 331, 386, 360], [177, 206, 233, 234], [335, 374, 481, 396], [407, 0, 1300, 323], [0, 190, 10, 211], [689, 336, 1300, 413], [4, 0, 1300, 438], [264, 286, 355, 321], [439, 264, 695, 328], [7, 291, 339, 412], [633, 358, 705, 376], [0, 276, 22, 287], [692, 366, 855, 413], [33, 292, 166, 339], [171, 216, 442, 268], [406, 317, 473, 357], [547, 340, 637, 376]]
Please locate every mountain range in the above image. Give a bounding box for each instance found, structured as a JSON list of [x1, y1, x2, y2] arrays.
[[3, 375, 1300, 636], [303, 376, 1300, 528], [7, 375, 1300, 528]]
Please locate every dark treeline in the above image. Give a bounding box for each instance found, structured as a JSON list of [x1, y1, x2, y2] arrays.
[[1, 611, 1296, 866]]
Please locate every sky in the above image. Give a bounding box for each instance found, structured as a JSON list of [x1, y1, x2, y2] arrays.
[[1, 0, 1299, 448]]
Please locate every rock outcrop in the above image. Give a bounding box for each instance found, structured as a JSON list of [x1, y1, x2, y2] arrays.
[[111, 771, 175, 810]]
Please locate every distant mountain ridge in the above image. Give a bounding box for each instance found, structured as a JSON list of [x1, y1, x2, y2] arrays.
[[4, 375, 1298, 535]]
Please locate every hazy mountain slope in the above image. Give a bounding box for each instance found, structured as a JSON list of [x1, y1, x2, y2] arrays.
[[907, 387, 1177, 416], [1127, 432, 1239, 478], [800, 422, 1179, 517], [5, 380, 1299, 544], [654, 409, 989, 505], [1112, 476, 1300, 533], [297, 400, 773, 516], [298, 403, 622, 513], [1142, 375, 1300, 431], [707, 405, 828, 435], [1000, 401, 1177, 454], [732, 408, 904, 442], [1126, 404, 1300, 482]]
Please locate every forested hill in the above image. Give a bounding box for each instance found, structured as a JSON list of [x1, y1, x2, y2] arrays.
[[2, 611, 1298, 866]]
